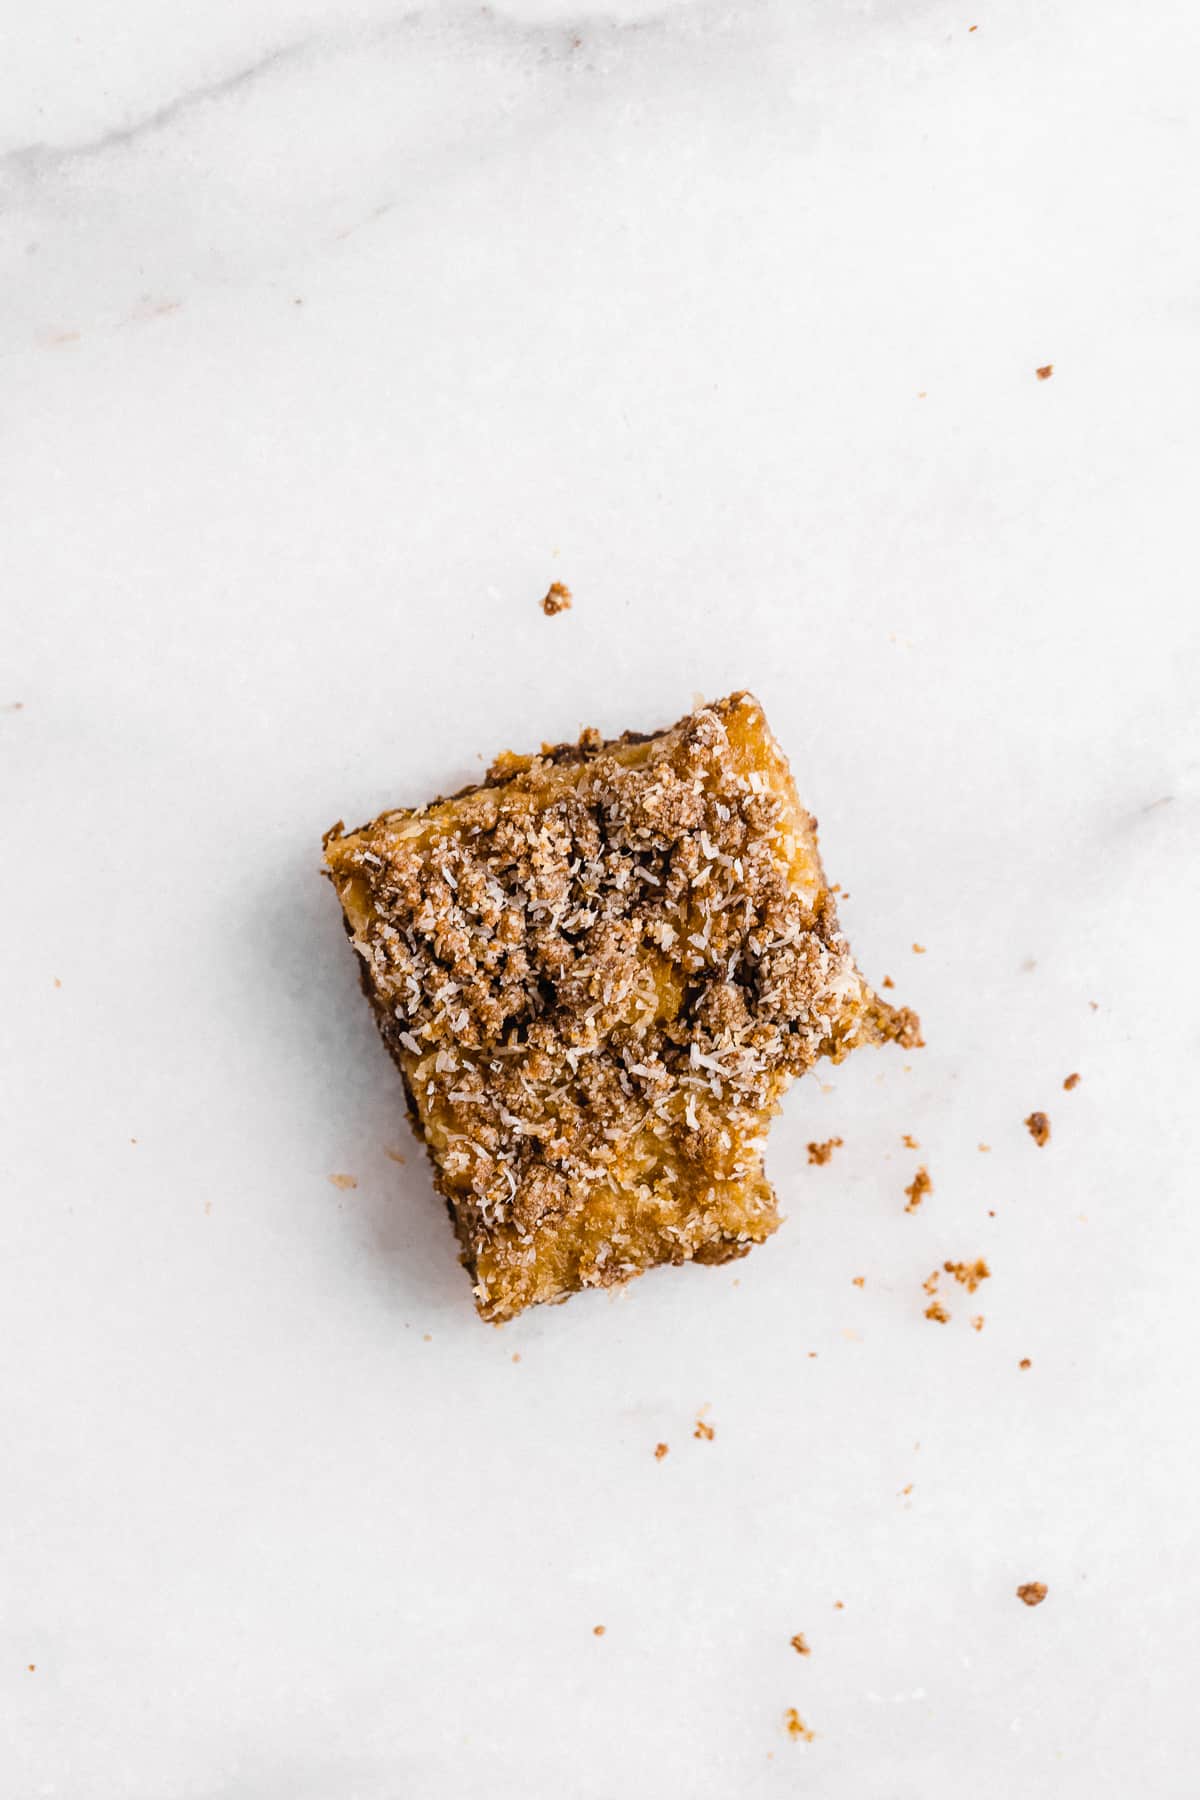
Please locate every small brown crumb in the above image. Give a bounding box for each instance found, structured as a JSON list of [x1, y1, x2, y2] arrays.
[[851, 1276, 865, 1289], [912, 942, 926, 954], [944, 1258, 990, 1293], [833, 1601, 844, 1610], [53, 976, 61, 988], [654, 1442, 669, 1460], [1063, 1072, 1081, 1091], [971, 1315, 985, 1332], [987, 1209, 995, 1217], [1035, 364, 1053, 381], [790, 1632, 810, 1656], [27, 1664, 35, 1672], [1025, 1111, 1051, 1146], [593, 1624, 606, 1636], [511, 1353, 521, 1363], [328, 1173, 358, 1190], [130, 1138, 137, 1145], [784, 1709, 815, 1743], [807, 1351, 818, 1358], [901, 1134, 919, 1149], [1016, 1582, 1048, 1607], [925, 1301, 951, 1324], [881, 975, 895, 988], [694, 1418, 715, 1441], [905, 1166, 932, 1213], [807, 1136, 843, 1165], [540, 581, 572, 616], [1019, 1358, 1032, 1369], [901, 1482, 913, 1495], [1089, 1000, 1099, 1011], [978, 1142, 991, 1153], [422, 1332, 432, 1342], [922, 1269, 940, 1296], [384, 1146, 407, 1163]]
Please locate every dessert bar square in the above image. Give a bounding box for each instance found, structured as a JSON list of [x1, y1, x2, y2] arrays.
[[324, 692, 918, 1321]]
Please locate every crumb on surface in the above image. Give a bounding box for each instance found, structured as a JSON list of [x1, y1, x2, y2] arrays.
[[654, 1441, 669, 1460], [971, 1314, 985, 1331], [511, 1353, 521, 1363], [694, 1418, 715, 1441], [328, 1173, 358, 1190], [807, 1136, 843, 1165], [881, 975, 894, 988], [978, 1142, 991, 1152], [944, 1258, 990, 1293], [790, 1633, 810, 1655], [593, 1624, 606, 1636], [385, 1146, 407, 1163], [1019, 1357, 1032, 1369], [1025, 1111, 1051, 1146], [540, 581, 572, 616], [925, 1300, 951, 1324], [53, 976, 61, 988], [1017, 1582, 1048, 1607], [422, 1332, 432, 1342], [901, 1133, 919, 1149], [1063, 1072, 1081, 1091], [911, 943, 926, 954], [784, 1709, 815, 1743], [1036, 364, 1053, 380], [901, 1482, 913, 1495], [852, 1275, 865, 1288], [905, 1166, 932, 1213], [922, 1268, 940, 1296], [1089, 1000, 1099, 1011]]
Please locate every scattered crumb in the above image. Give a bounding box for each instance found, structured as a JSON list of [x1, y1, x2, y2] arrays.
[[1089, 1001, 1099, 1011], [901, 1134, 919, 1149], [694, 1418, 715, 1441], [53, 977, 61, 988], [925, 1300, 951, 1324], [987, 1209, 996, 1217], [881, 975, 895, 988], [422, 1333, 432, 1342], [978, 1142, 991, 1153], [912, 943, 926, 954], [1035, 364, 1053, 381], [593, 1624, 606, 1637], [807, 1137, 843, 1165], [944, 1258, 991, 1293], [852, 1276, 865, 1289], [511, 1353, 521, 1363], [27, 1664, 35, 1672], [1063, 1072, 1081, 1091], [905, 1167, 932, 1213], [900, 1483, 913, 1496], [654, 1442, 669, 1460], [833, 1601, 844, 1610], [790, 1633, 810, 1656], [1017, 1582, 1048, 1607], [130, 1138, 137, 1145], [384, 1146, 407, 1164], [540, 581, 572, 616], [1025, 1111, 1051, 1146], [971, 1315, 985, 1332], [328, 1173, 358, 1190], [1019, 1358, 1032, 1370], [807, 1351, 818, 1359], [922, 1269, 940, 1296], [784, 1709, 815, 1743]]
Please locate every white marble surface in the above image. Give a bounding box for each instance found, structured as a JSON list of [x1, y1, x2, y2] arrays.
[[3, 2, 1199, 1794]]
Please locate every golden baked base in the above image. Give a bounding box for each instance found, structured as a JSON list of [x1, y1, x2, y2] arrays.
[[325, 693, 919, 1321]]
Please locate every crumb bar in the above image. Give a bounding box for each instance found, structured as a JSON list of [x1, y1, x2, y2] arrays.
[[324, 692, 919, 1321]]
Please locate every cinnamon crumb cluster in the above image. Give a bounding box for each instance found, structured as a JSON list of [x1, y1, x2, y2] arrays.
[[325, 694, 918, 1320]]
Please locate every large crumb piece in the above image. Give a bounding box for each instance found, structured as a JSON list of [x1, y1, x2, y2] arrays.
[[925, 1300, 951, 1324], [790, 1632, 810, 1655], [1063, 1072, 1081, 1091], [944, 1257, 991, 1293], [1025, 1111, 1051, 1146], [324, 693, 918, 1321], [904, 1166, 932, 1213], [1017, 1581, 1048, 1607], [807, 1136, 843, 1165], [540, 581, 572, 616], [784, 1709, 815, 1742]]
